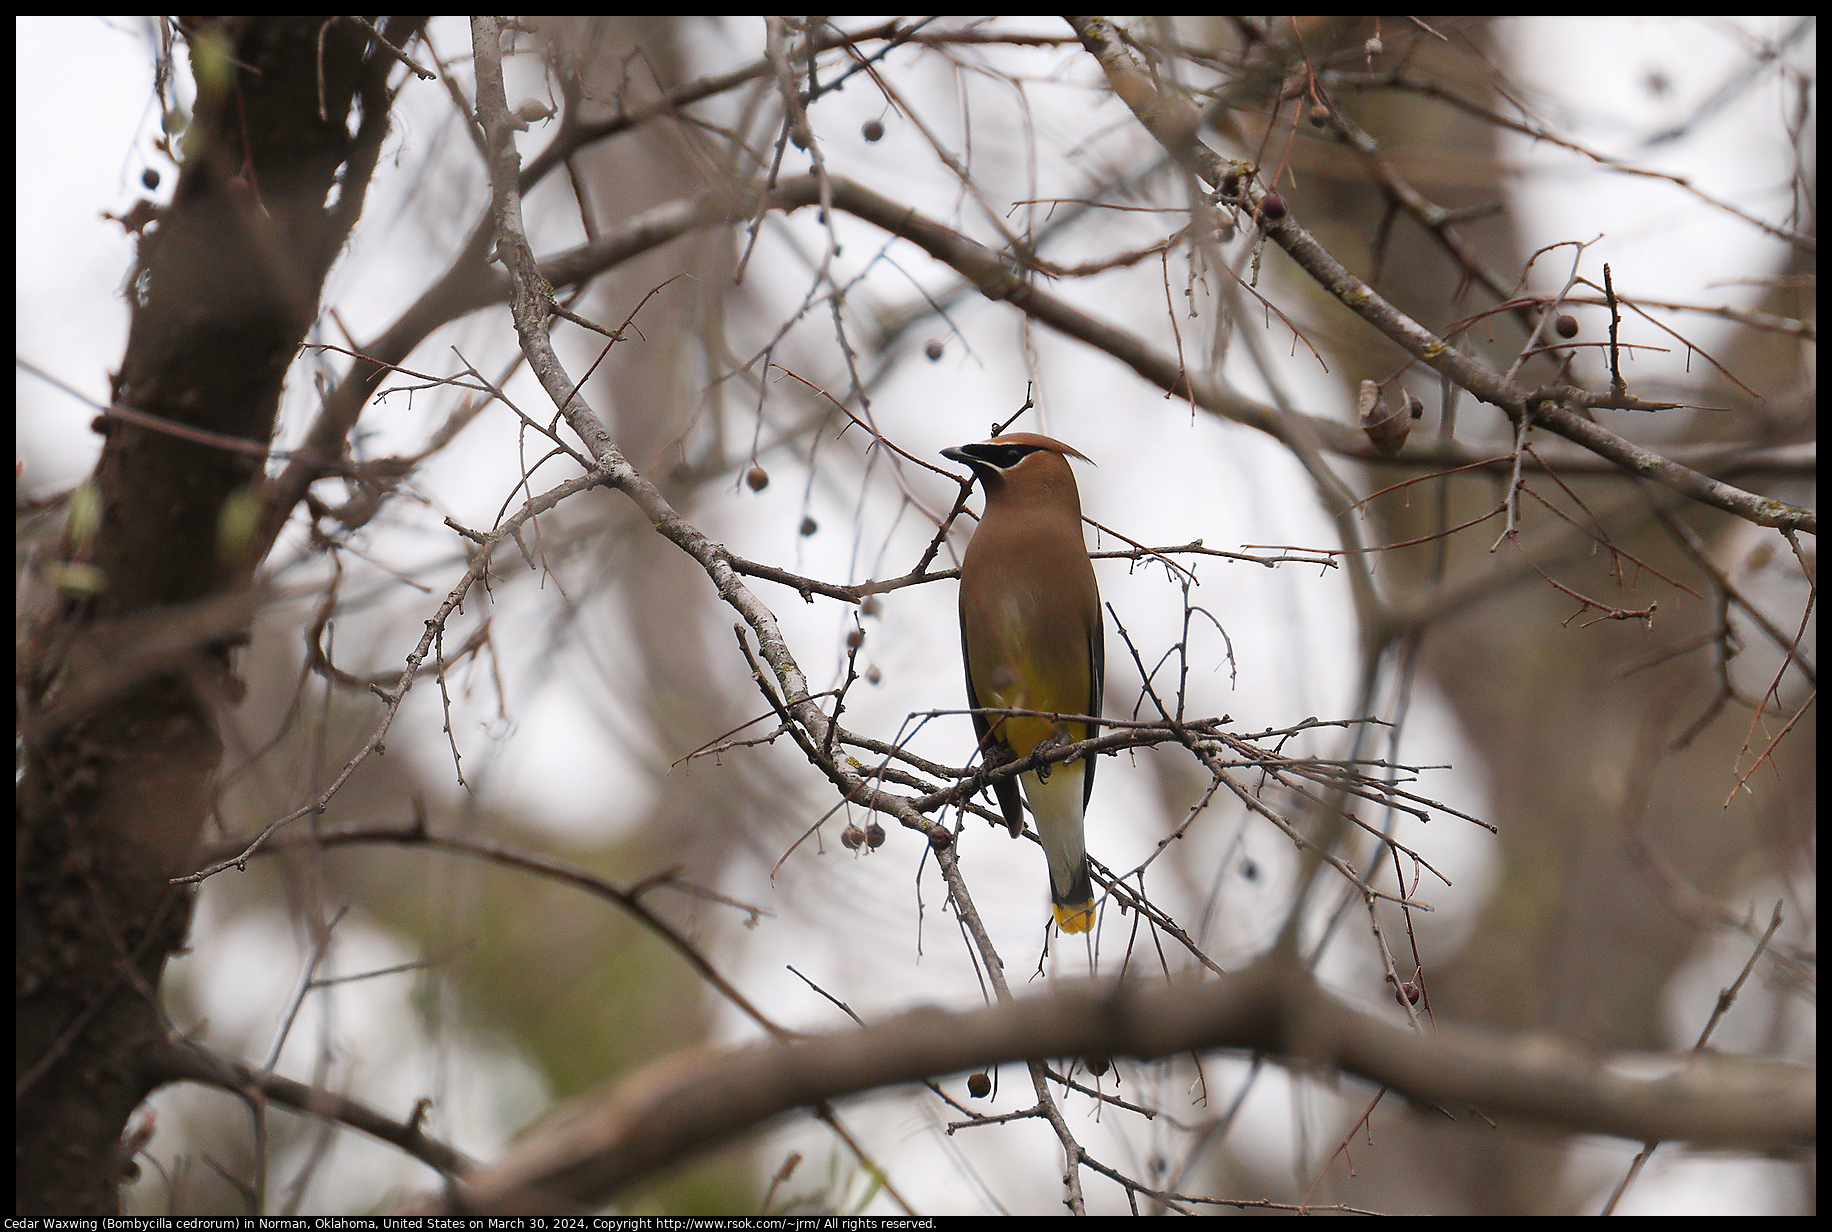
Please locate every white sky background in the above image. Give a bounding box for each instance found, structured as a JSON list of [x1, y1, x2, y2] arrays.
[[16, 16, 1811, 1217]]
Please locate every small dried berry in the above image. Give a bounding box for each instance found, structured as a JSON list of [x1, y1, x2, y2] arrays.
[[1085, 1055, 1111, 1077], [927, 826, 952, 850], [841, 825, 865, 850], [141, 167, 160, 190], [860, 595, 882, 617], [865, 822, 886, 849], [799, 516, 818, 536], [1259, 192, 1287, 220], [745, 465, 769, 491], [846, 627, 864, 649], [1555, 313, 1579, 339], [1308, 103, 1331, 127], [866, 666, 882, 685], [1358, 378, 1413, 454], [967, 1072, 991, 1098], [862, 119, 885, 142], [1407, 396, 1424, 419], [924, 340, 944, 361]]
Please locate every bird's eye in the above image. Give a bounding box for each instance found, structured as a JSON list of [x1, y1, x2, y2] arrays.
[[978, 444, 1037, 470]]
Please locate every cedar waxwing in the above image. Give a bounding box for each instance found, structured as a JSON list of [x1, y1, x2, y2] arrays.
[[942, 434, 1103, 934]]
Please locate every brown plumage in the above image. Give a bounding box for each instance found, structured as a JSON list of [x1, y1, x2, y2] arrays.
[[941, 433, 1103, 933]]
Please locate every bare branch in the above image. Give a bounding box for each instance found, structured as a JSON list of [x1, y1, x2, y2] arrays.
[[427, 958, 1814, 1213]]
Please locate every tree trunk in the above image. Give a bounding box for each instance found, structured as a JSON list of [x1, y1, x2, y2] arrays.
[[16, 16, 418, 1213]]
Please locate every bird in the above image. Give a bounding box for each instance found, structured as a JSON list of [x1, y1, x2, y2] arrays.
[[941, 433, 1103, 934]]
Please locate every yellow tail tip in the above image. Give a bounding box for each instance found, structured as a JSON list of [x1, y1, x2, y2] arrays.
[[1054, 902, 1096, 934]]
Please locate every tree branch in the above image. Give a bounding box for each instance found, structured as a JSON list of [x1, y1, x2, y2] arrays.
[[1064, 16, 1814, 535], [426, 957, 1813, 1214]]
